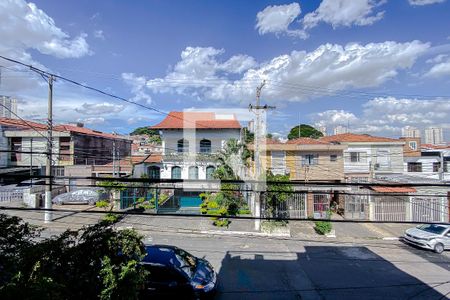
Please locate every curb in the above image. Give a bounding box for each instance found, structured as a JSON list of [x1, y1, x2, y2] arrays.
[[382, 237, 400, 241], [199, 230, 290, 237]]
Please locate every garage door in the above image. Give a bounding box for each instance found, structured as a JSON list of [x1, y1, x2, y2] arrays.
[[411, 197, 444, 222], [374, 197, 407, 221]]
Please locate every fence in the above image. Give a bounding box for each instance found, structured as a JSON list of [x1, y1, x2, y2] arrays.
[[0, 189, 24, 202], [261, 191, 307, 219]]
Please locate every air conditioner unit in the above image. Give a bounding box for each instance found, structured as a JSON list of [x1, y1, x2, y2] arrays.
[[374, 163, 380, 170]]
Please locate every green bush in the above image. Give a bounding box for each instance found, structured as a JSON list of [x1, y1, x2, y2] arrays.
[[238, 209, 251, 215], [314, 221, 332, 235], [213, 219, 230, 227], [103, 213, 120, 223]]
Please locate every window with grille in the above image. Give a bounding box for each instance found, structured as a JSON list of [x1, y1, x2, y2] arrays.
[[408, 162, 422, 172], [188, 166, 198, 179], [171, 166, 181, 179], [199, 139, 211, 153], [302, 154, 318, 166]]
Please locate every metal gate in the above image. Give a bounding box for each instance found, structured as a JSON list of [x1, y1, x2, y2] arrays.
[[344, 193, 369, 220], [286, 192, 306, 219], [374, 196, 407, 221], [313, 194, 330, 219], [411, 197, 444, 222]]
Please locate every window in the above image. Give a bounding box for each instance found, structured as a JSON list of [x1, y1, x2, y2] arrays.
[[409, 141, 417, 151], [206, 166, 215, 180], [52, 166, 65, 177], [271, 151, 286, 173], [433, 162, 440, 173], [177, 139, 189, 153], [188, 166, 198, 179], [330, 154, 337, 162], [59, 137, 71, 161], [199, 139, 211, 153], [148, 166, 160, 179], [445, 162, 449, 173], [10, 137, 22, 162], [349, 152, 360, 163], [408, 162, 422, 172], [171, 166, 181, 179], [302, 154, 318, 166]]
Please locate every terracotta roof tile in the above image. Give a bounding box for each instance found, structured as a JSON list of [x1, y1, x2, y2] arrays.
[[286, 137, 329, 145], [150, 111, 241, 129], [0, 117, 49, 130], [131, 154, 162, 164], [321, 133, 401, 143], [370, 186, 417, 193], [55, 124, 128, 140]]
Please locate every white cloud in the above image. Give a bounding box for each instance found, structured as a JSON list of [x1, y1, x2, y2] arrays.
[[219, 54, 258, 74], [126, 41, 429, 104], [122, 73, 153, 104], [424, 57, 450, 78], [303, 0, 385, 30], [255, 3, 307, 38], [311, 97, 450, 136], [77, 117, 105, 125], [408, 0, 446, 6], [75, 102, 124, 115], [93, 30, 105, 40], [0, 0, 91, 59]]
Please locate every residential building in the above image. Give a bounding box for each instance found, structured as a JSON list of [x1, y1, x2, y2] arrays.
[[132, 111, 242, 209], [401, 126, 420, 138], [424, 127, 444, 145], [403, 142, 450, 181], [333, 125, 348, 135], [0, 117, 131, 177], [0, 96, 17, 118], [320, 133, 405, 182], [248, 138, 347, 219]]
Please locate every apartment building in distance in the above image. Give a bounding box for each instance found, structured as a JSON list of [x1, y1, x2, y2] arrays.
[[401, 126, 420, 138], [424, 127, 444, 145], [0, 96, 18, 118]]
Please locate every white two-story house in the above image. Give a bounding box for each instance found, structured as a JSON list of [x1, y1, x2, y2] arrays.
[[133, 111, 241, 209], [321, 133, 405, 183]]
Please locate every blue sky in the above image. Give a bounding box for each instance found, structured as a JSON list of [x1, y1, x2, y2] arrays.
[[0, 0, 449, 139]]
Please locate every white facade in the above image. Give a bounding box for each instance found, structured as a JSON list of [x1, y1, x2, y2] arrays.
[[157, 128, 241, 180], [0, 96, 18, 118], [343, 143, 405, 178], [401, 126, 420, 138], [424, 127, 444, 145]]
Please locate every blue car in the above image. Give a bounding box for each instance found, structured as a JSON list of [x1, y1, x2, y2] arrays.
[[139, 245, 217, 299]]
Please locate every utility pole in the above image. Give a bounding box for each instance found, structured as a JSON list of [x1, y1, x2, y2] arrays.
[[439, 151, 444, 181], [44, 75, 53, 223], [30, 138, 33, 187], [249, 80, 275, 230], [112, 140, 116, 177]]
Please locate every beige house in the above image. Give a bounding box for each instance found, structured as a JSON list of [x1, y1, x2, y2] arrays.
[[249, 138, 347, 182]]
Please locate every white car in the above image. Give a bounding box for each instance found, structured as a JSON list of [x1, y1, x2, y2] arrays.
[[403, 224, 450, 254]]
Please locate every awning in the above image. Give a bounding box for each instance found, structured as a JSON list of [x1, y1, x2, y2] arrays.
[[369, 186, 416, 193]]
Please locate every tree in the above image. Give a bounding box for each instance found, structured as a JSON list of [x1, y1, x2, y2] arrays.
[[129, 127, 158, 136], [130, 127, 161, 144], [242, 127, 254, 144], [265, 171, 293, 220], [0, 214, 147, 300], [287, 124, 323, 140]]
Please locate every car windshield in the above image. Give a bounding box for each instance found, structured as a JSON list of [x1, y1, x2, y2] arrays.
[[173, 248, 197, 279], [417, 224, 447, 234]]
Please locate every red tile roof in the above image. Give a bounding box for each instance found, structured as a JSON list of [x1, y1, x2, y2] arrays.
[[287, 137, 330, 145], [131, 154, 162, 165], [370, 186, 417, 193], [321, 133, 402, 143], [421, 143, 450, 150], [0, 117, 127, 140], [0, 117, 48, 130], [150, 112, 241, 129], [55, 124, 128, 140]]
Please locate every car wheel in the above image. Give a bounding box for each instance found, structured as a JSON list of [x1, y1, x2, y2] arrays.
[[434, 243, 444, 254]]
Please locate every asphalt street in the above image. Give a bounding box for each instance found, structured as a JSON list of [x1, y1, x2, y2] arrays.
[[1, 206, 449, 299], [144, 230, 450, 300]]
